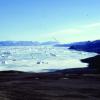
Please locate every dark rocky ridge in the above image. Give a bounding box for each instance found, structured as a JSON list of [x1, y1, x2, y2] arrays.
[[81, 55, 100, 73]]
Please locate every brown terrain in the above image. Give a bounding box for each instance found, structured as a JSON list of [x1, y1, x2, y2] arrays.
[[0, 71, 100, 100]]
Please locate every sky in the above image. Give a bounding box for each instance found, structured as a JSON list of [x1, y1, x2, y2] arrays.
[[0, 0, 100, 43]]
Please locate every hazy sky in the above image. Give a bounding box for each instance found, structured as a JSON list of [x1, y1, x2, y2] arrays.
[[0, 0, 100, 43]]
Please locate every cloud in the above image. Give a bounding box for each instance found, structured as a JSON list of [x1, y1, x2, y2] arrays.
[[46, 22, 100, 43], [51, 29, 82, 35], [83, 22, 100, 28], [34, 22, 100, 43], [50, 22, 100, 35]]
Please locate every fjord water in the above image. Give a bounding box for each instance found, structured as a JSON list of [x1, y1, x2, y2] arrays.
[[0, 46, 97, 72]]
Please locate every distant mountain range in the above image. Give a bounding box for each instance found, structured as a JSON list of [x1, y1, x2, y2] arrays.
[[0, 41, 59, 46], [0, 40, 100, 53]]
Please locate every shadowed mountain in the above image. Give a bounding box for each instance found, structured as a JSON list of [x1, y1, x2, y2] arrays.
[[69, 40, 100, 53]]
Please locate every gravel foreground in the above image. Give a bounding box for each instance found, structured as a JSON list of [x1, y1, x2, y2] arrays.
[[0, 71, 100, 100]]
